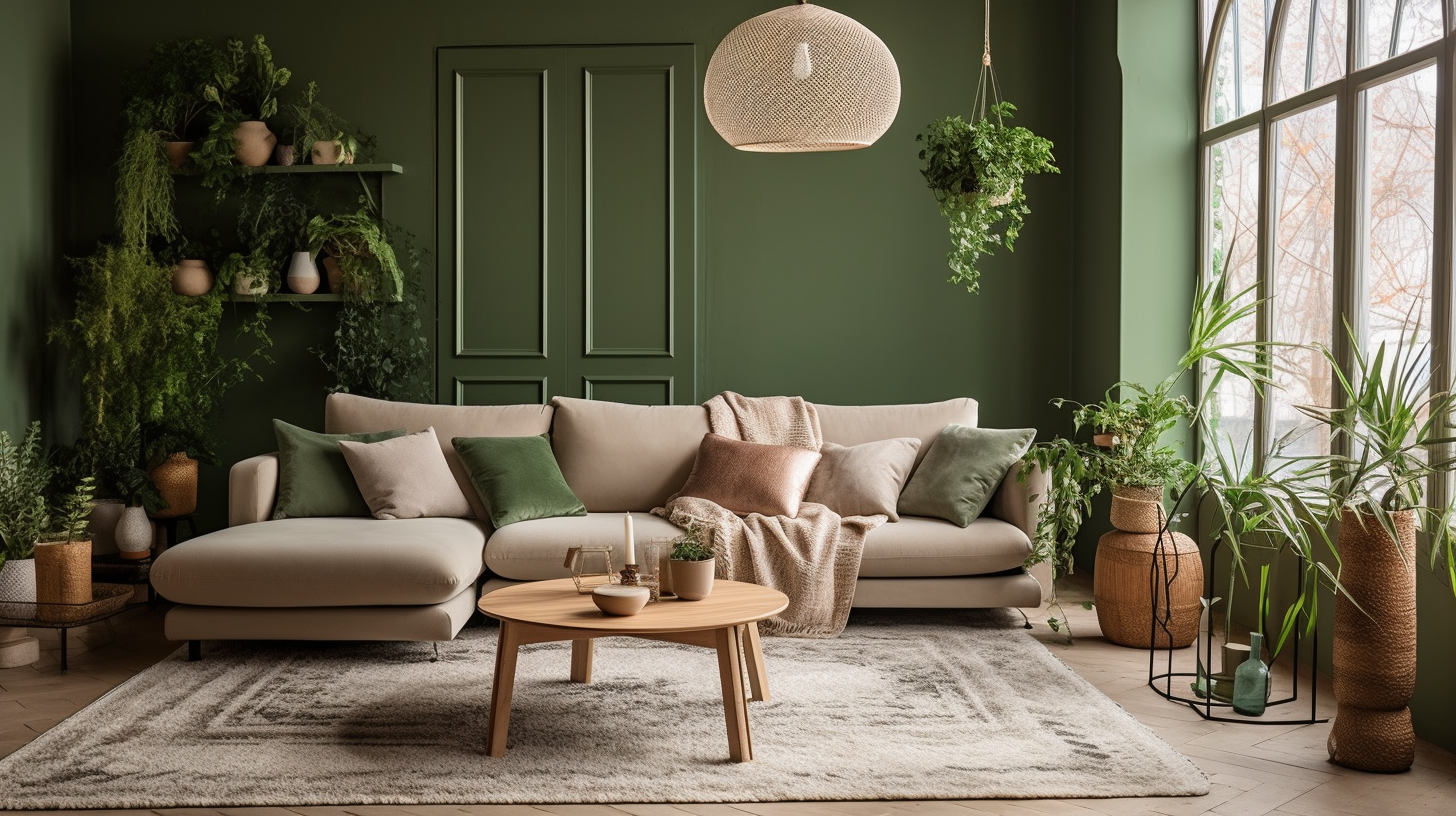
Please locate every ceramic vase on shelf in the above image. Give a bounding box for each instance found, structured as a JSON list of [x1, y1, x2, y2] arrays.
[[1328, 508, 1417, 773], [115, 506, 154, 560], [234, 273, 269, 297], [670, 558, 715, 601], [1232, 631, 1270, 716], [164, 141, 195, 168], [286, 251, 321, 294], [310, 139, 342, 165], [274, 144, 296, 166], [233, 121, 276, 167], [172, 259, 214, 297]]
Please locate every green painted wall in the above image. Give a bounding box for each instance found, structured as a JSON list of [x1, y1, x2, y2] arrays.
[[0, 0, 69, 438], [65, 0, 1078, 531]]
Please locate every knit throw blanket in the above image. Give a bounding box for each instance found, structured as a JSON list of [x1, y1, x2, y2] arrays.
[[656, 392, 884, 637]]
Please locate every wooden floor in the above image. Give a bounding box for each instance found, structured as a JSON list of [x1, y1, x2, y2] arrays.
[[2, 580, 1454, 816]]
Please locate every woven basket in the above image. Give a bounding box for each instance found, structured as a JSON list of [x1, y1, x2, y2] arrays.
[[35, 538, 92, 623], [1109, 485, 1166, 533], [1329, 508, 1417, 772], [149, 452, 198, 519], [1093, 529, 1203, 648]]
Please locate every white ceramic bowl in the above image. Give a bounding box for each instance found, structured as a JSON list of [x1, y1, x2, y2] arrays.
[[592, 585, 650, 616]]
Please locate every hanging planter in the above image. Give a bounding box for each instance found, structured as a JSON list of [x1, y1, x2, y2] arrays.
[[915, 1, 1058, 294]]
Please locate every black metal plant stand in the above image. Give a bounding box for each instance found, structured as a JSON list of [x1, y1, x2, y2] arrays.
[[1144, 483, 1325, 725]]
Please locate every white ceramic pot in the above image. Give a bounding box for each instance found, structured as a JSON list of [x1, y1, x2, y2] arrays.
[[88, 499, 125, 555], [286, 251, 321, 294], [234, 273, 269, 296], [670, 558, 715, 601], [115, 506, 154, 560], [310, 139, 341, 165], [233, 121, 277, 167], [172, 259, 214, 296], [0, 558, 37, 619]]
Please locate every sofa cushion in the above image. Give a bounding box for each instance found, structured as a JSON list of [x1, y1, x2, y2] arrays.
[[453, 434, 587, 527], [805, 438, 921, 521], [152, 517, 488, 607], [549, 397, 708, 512], [859, 515, 1031, 578], [484, 512, 685, 581], [271, 420, 405, 519], [678, 433, 821, 517], [325, 393, 555, 520], [340, 428, 473, 520], [815, 398, 979, 472], [898, 425, 1036, 527]]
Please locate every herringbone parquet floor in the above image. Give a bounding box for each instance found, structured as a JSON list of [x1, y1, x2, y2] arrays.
[[1, 580, 1453, 816]]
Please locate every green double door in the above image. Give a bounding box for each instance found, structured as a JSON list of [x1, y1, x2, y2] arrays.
[[436, 45, 698, 407]]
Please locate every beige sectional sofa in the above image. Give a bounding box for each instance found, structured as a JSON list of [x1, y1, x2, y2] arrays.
[[152, 393, 1050, 652]]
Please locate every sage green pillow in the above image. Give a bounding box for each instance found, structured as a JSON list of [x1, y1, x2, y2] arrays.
[[452, 434, 587, 528], [897, 425, 1036, 527], [272, 420, 406, 519]]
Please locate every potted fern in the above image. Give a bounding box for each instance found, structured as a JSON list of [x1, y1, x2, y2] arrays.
[[306, 210, 404, 301], [916, 101, 1058, 294]]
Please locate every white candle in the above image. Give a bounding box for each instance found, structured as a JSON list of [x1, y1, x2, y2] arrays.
[[623, 513, 635, 565]]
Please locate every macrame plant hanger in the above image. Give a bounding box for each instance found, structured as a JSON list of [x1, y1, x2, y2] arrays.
[[973, 0, 1013, 205]]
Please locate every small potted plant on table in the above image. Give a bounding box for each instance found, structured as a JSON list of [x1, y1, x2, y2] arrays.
[[669, 523, 716, 601]]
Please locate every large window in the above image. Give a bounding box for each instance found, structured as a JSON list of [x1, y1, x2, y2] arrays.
[[1200, 0, 1450, 477]]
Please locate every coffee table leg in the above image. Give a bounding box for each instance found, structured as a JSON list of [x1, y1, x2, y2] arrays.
[[570, 638, 594, 683], [715, 626, 752, 762], [486, 621, 521, 757], [740, 622, 769, 702]]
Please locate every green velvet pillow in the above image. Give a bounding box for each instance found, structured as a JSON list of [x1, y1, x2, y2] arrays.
[[272, 420, 406, 519], [897, 425, 1036, 527], [452, 434, 587, 528]]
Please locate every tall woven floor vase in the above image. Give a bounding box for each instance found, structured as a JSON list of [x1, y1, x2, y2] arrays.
[[1329, 508, 1417, 772]]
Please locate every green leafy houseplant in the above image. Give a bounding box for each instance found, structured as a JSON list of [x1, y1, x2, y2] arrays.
[[916, 101, 1059, 294], [670, 523, 714, 561], [288, 81, 370, 165], [1, 424, 100, 568], [195, 35, 292, 196], [306, 210, 405, 302]]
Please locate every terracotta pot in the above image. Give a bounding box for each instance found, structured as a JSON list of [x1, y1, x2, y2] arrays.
[[310, 139, 341, 165], [115, 506, 153, 560], [87, 499, 125, 555], [0, 558, 37, 619], [1109, 484, 1166, 534], [1328, 508, 1417, 772], [670, 558, 715, 601], [1092, 433, 1116, 448], [149, 452, 199, 519], [233, 121, 277, 167], [274, 144, 296, 166], [172, 259, 214, 297], [35, 538, 92, 623], [1093, 528, 1203, 648], [286, 251, 321, 294], [164, 140, 195, 168]]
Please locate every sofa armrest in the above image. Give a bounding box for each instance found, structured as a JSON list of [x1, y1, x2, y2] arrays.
[[986, 461, 1052, 603], [229, 453, 279, 527]]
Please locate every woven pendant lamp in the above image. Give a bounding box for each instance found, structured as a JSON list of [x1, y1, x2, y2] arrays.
[[704, 1, 901, 152]]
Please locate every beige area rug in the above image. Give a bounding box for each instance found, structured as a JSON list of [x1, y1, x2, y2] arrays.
[[0, 610, 1208, 808]]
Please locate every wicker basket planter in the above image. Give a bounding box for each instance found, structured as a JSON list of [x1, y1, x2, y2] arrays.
[[1108, 485, 1166, 533], [1328, 508, 1417, 773], [35, 538, 92, 623], [148, 452, 198, 519], [1093, 528, 1203, 648]]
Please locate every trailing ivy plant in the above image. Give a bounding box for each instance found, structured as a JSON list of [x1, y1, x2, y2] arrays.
[[115, 125, 178, 249], [916, 101, 1058, 293]]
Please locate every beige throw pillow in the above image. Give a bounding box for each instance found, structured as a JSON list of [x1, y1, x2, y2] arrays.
[[805, 437, 921, 521], [338, 427, 473, 520], [677, 433, 821, 517]]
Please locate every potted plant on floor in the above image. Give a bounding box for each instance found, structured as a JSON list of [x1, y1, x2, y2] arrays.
[[1294, 325, 1456, 772], [916, 101, 1058, 294], [669, 523, 716, 601]]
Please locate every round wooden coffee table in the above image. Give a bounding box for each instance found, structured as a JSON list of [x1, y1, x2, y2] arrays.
[[477, 578, 788, 762]]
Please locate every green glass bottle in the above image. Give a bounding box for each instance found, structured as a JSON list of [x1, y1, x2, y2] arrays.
[[1232, 631, 1270, 716]]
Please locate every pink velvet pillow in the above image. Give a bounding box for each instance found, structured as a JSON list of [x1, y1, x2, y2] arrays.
[[677, 433, 821, 517]]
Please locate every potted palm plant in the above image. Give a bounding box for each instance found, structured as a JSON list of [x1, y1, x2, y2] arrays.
[[1294, 326, 1456, 772]]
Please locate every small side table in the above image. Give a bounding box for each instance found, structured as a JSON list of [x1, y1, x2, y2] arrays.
[[0, 584, 133, 672], [91, 553, 155, 608]]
